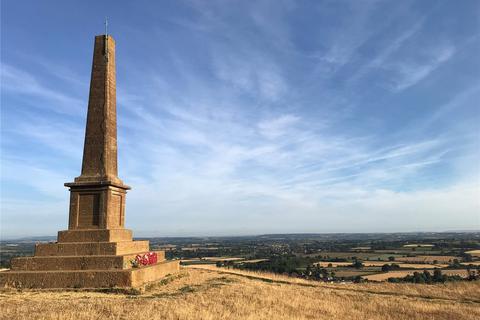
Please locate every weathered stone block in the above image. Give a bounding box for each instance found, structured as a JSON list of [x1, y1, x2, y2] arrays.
[[10, 251, 166, 271], [0, 260, 179, 289], [131, 260, 180, 287], [58, 229, 133, 243], [34, 241, 150, 256], [64, 183, 129, 230]]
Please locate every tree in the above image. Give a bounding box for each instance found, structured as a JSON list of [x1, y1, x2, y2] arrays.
[[433, 269, 444, 283], [352, 260, 364, 269], [320, 268, 329, 279], [413, 272, 425, 284], [313, 265, 321, 280], [305, 264, 312, 278], [388, 256, 395, 261], [467, 269, 480, 281], [462, 253, 473, 262], [451, 259, 461, 268], [423, 270, 432, 284]]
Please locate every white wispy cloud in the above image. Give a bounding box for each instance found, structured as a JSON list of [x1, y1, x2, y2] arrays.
[[410, 83, 480, 133], [319, 0, 380, 66], [348, 16, 426, 84], [1, 64, 84, 115], [211, 49, 287, 101], [258, 114, 300, 139], [390, 45, 456, 92]]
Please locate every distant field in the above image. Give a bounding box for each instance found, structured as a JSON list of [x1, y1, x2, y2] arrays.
[[180, 260, 215, 266], [312, 252, 388, 260], [363, 269, 470, 281], [393, 263, 449, 269], [306, 251, 462, 262], [237, 259, 269, 264], [332, 270, 377, 277], [403, 244, 434, 248], [310, 252, 377, 258], [180, 247, 219, 251], [200, 257, 244, 262], [396, 255, 460, 263], [466, 250, 480, 257], [315, 262, 353, 267], [442, 270, 472, 277], [373, 249, 442, 255], [180, 257, 244, 264], [316, 261, 448, 268]]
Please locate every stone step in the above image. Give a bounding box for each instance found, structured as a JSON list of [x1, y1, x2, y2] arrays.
[[35, 240, 150, 256], [10, 251, 165, 271], [0, 260, 180, 289], [57, 229, 133, 243]]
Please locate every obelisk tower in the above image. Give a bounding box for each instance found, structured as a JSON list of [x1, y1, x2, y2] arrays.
[[0, 34, 179, 289], [64, 35, 130, 233], [77, 34, 121, 185]]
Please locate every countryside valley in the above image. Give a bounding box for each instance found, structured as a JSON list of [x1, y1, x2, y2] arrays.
[[165, 232, 480, 283], [2, 232, 479, 319], [4, 232, 478, 284]]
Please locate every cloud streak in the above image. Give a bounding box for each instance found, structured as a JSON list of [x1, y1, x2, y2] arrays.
[[390, 45, 456, 92], [1, 64, 84, 115]]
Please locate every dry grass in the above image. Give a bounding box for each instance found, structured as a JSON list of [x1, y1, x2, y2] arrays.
[[1, 267, 479, 320]]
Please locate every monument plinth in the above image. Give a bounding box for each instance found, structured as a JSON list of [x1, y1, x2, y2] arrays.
[[0, 35, 179, 289]]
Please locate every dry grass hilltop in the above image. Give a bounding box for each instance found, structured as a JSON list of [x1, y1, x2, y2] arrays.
[[1, 266, 479, 320]]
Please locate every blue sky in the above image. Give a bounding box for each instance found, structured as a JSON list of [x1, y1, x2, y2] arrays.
[[1, 0, 479, 238]]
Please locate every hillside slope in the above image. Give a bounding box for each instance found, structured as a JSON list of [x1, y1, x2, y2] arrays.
[[1, 267, 479, 320]]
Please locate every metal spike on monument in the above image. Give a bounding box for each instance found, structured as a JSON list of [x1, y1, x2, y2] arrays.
[[105, 17, 108, 37], [0, 31, 179, 289]]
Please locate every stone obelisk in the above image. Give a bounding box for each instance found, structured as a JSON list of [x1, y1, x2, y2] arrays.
[[0, 35, 179, 289], [63, 35, 130, 235]]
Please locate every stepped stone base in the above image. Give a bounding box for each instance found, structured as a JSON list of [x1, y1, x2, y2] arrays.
[[58, 229, 133, 243], [11, 251, 166, 271], [0, 260, 179, 289], [0, 229, 180, 289], [34, 240, 149, 256]]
